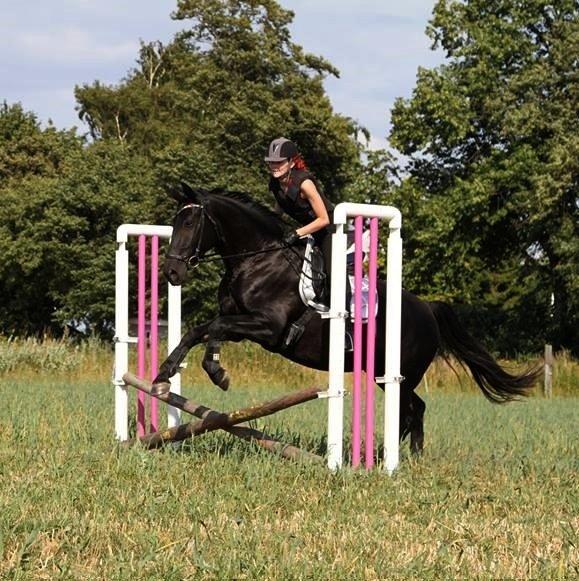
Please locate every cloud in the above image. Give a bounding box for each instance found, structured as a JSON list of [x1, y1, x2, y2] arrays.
[[284, 0, 443, 142], [0, 0, 180, 65], [1, 0, 441, 141], [12, 27, 138, 65], [284, 0, 437, 24], [3, 87, 81, 130], [366, 135, 390, 151]]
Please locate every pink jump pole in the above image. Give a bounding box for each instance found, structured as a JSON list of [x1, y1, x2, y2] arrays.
[[149, 236, 159, 432], [352, 216, 364, 468], [364, 218, 379, 469], [137, 235, 147, 438]]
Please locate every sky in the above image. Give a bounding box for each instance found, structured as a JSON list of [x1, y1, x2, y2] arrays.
[[1, 0, 443, 150]]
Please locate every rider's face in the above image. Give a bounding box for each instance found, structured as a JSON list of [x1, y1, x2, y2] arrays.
[[267, 159, 292, 179]]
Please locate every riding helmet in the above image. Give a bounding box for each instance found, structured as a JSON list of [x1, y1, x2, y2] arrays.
[[264, 137, 298, 162]]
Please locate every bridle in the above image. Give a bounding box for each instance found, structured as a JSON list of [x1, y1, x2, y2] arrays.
[[165, 200, 326, 281], [165, 202, 207, 269]]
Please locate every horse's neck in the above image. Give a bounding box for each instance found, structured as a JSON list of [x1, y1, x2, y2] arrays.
[[211, 202, 279, 255]]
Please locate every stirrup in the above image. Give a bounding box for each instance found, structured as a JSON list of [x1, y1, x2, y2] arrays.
[[344, 331, 353, 352], [283, 322, 305, 348], [307, 298, 329, 313]]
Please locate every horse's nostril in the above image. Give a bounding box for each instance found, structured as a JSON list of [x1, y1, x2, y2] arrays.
[[164, 268, 179, 284]]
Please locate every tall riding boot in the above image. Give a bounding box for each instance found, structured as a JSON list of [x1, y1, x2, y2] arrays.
[[345, 284, 354, 352], [345, 318, 354, 352]]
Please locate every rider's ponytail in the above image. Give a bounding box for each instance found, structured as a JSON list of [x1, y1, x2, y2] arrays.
[[292, 154, 309, 171]]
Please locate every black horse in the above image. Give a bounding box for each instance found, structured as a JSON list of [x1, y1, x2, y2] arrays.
[[154, 184, 539, 455]]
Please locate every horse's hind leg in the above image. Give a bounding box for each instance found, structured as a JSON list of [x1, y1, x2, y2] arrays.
[[152, 322, 211, 395], [409, 392, 425, 455], [399, 384, 426, 456]]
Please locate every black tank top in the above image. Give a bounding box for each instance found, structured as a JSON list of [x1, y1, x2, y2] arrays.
[[269, 169, 334, 238]]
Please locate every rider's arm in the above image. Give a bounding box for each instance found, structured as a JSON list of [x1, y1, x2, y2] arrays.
[[295, 179, 330, 237]]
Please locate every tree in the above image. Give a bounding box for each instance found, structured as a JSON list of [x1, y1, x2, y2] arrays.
[[0, 2, 371, 335], [389, 0, 578, 354], [0, 102, 80, 181], [0, 103, 168, 334], [70, 0, 371, 334], [75, 0, 362, 202], [0, 104, 82, 334]]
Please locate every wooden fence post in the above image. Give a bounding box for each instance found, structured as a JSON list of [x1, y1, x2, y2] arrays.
[[544, 344, 553, 398]]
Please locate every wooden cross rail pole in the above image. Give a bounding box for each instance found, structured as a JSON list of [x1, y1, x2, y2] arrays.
[[544, 344, 553, 398], [122, 372, 324, 463]]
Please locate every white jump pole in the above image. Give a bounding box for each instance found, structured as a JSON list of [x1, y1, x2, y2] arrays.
[[113, 224, 182, 441], [383, 224, 403, 473], [325, 217, 349, 470], [167, 275, 182, 428], [325, 203, 403, 472], [114, 233, 130, 442]]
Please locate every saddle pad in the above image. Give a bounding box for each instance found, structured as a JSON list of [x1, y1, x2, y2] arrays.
[[299, 236, 379, 319], [299, 236, 328, 312], [348, 274, 379, 322]]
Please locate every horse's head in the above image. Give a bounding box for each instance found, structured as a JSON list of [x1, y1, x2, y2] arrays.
[[165, 183, 285, 284], [164, 183, 217, 286]]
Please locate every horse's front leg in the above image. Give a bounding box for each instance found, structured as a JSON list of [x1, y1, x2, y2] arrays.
[[151, 322, 211, 395], [202, 339, 229, 391], [202, 313, 284, 391]]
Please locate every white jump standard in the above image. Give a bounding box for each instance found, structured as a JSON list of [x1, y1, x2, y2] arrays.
[[324, 202, 403, 473], [113, 207, 402, 473], [113, 224, 182, 441]]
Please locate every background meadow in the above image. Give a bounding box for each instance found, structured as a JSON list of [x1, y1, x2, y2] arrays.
[[0, 338, 577, 579]]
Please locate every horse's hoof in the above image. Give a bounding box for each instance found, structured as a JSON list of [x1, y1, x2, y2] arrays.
[[151, 381, 171, 396], [215, 370, 230, 391], [206, 365, 230, 391]]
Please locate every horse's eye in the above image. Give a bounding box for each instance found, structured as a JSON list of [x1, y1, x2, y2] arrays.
[[184, 220, 193, 228]]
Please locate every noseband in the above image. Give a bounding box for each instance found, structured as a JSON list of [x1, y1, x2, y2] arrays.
[[165, 203, 206, 270]]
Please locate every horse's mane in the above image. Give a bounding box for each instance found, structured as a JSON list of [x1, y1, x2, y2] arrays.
[[208, 188, 285, 238]]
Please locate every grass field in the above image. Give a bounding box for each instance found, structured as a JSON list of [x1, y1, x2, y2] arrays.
[[0, 339, 578, 579]]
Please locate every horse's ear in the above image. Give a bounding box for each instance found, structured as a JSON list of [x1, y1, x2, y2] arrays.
[[181, 182, 205, 204], [168, 186, 187, 205]]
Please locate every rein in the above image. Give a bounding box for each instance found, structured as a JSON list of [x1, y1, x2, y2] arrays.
[[192, 245, 289, 266], [166, 202, 324, 280]]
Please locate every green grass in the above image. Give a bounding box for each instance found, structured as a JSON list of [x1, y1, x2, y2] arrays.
[[0, 369, 577, 579], [2, 335, 579, 396]]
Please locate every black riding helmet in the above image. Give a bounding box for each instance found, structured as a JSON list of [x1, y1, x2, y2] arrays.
[[264, 137, 298, 162]]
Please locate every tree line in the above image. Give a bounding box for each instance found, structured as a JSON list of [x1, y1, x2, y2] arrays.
[[0, 0, 577, 355]]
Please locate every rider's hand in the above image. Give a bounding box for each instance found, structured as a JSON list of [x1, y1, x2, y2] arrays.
[[283, 231, 301, 246]]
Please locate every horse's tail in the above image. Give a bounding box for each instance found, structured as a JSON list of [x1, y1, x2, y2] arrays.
[[429, 301, 540, 403]]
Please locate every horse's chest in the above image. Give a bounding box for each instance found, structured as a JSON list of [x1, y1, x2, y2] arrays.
[[226, 267, 291, 313]]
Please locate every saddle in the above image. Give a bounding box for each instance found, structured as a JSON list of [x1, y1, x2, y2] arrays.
[[282, 237, 326, 348], [297, 236, 378, 320], [283, 236, 378, 349]]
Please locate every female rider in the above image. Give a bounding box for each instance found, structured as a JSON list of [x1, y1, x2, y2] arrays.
[[265, 137, 334, 289]]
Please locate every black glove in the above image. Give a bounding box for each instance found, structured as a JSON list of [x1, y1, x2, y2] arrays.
[[283, 231, 301, 246]]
